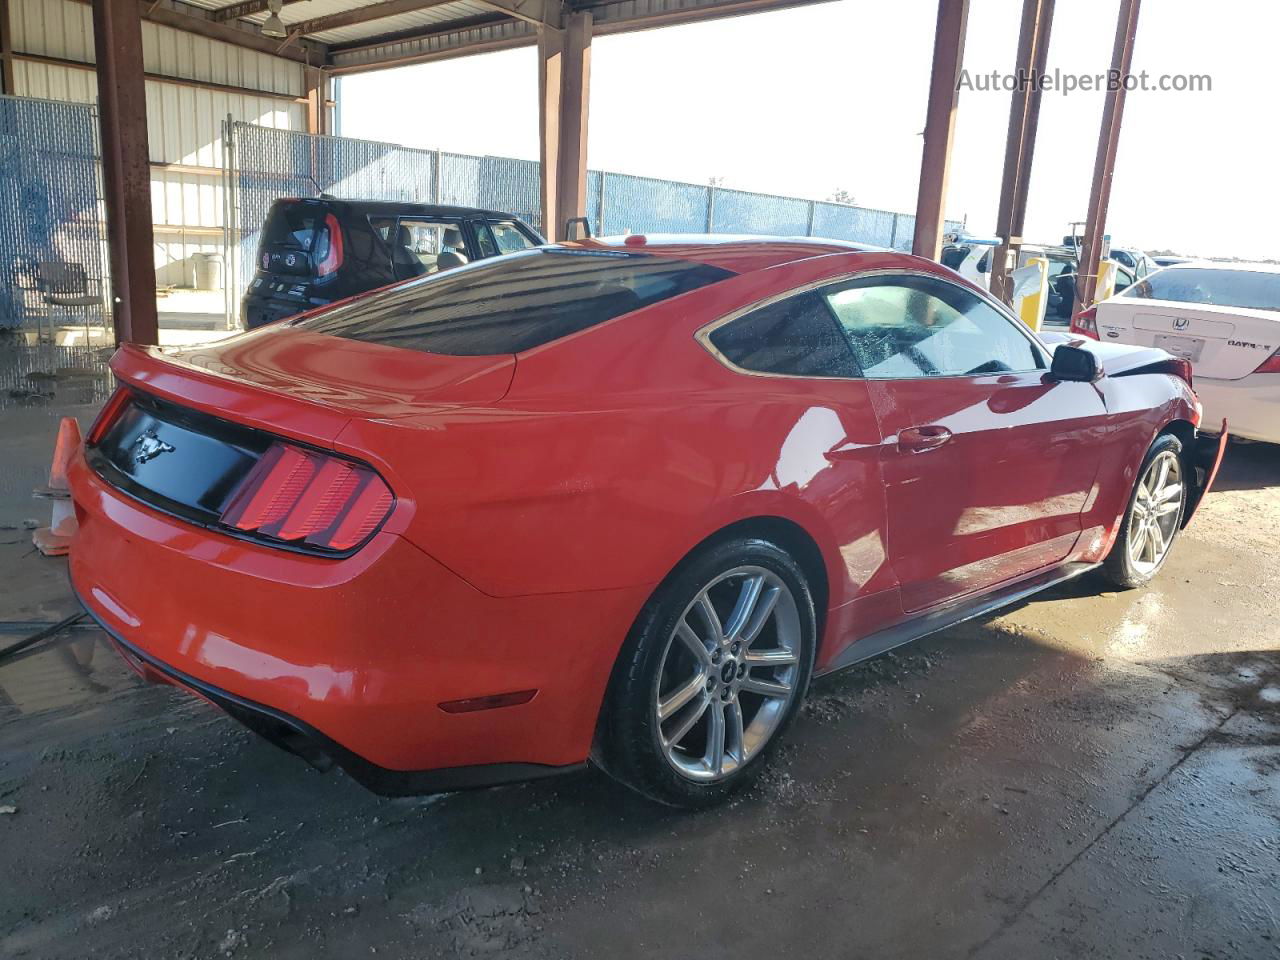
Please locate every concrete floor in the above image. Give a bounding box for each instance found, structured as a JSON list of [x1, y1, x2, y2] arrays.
[[0, 352, 1277, 960]]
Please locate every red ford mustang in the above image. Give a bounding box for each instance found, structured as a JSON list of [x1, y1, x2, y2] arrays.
[[69, 237, 1226, 807]]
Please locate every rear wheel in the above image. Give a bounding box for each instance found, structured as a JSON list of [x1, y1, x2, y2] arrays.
[[598, 537, 816, 808], [1101, 433, 1187, 589]]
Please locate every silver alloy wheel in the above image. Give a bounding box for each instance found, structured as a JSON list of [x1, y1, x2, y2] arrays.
[[1128, 450, 1183, 575], [654, 566, 802, 782]]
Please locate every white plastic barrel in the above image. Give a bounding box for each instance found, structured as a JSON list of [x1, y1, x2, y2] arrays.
[[192, 252, 224, 291]]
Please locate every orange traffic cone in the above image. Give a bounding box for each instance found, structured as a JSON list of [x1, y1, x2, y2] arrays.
[[32, 417, 81, 557]]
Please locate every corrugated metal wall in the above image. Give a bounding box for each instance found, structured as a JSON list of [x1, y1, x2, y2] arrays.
[[10, 0, 309, 287]]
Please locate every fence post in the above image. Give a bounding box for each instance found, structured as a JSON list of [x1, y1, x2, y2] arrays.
[[432, 149, 442, 204], [806, 200, 815, 237], [706, 186, 716, 233], [596, 171, 606, 237], [890, 213, 900, 250], [222, 114, 233, 330]]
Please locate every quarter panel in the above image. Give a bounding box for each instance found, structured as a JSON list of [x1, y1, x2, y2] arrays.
[[1075, 373, 1200, 562], [335, 256, 911, 613]]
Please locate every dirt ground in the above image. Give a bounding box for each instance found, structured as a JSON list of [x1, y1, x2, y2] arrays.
[[1, 356, 1277, 959]]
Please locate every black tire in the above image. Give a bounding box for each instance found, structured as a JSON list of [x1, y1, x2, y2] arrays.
[[1100, 432, 1188, 589], [596, 535, 817, 808]]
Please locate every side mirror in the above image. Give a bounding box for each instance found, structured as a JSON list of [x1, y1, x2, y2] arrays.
[[1049, 344, 1102, 383], [564, 217, 593, 241]]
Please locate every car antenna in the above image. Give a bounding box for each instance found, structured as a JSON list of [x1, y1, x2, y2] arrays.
[[306, 172, 335, 200]]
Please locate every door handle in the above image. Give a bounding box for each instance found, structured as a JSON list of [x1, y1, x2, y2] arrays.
[[897, 425, 952, 453]]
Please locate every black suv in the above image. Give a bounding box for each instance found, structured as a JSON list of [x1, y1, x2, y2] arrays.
[[242, 198, 544, 329]]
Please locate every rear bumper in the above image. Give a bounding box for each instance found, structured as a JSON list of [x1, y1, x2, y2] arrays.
[[87, 607, 583, 796], [241, 292, 309, 329], [1194, 373, 1280, 444], [68, 446, 645, 789]]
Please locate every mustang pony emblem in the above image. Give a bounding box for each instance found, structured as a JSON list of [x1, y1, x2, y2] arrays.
[[133, 429, 175, 464]]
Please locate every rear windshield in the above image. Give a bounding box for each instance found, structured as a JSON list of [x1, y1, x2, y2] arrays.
[[295, 249, 734, 355], [261, 202, 323, 252], [1122, 268, 1280, 311]]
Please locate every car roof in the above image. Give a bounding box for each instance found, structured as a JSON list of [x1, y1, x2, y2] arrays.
[[275, 197, 529, 221], [561, 234, 887, 273], [1161, 260, 1280, 274]]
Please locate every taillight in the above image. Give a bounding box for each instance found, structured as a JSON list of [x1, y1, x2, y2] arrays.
[[1254, 347, 1280, 375], [1164, 356, 1194, 389], [87, 387, 132, 445], [1070, 305, 1099, 339], [220, 441, 393, 552], [315, 213, 344, 278]]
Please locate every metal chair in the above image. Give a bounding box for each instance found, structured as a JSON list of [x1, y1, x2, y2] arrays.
[[37, 261, 104, 345]]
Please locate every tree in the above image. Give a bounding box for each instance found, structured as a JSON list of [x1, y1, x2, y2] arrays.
[[827, 188, 856, 205]]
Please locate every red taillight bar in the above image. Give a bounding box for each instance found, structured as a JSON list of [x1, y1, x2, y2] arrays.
[[87, 387, 132, 445], [1255, 346, 1280, 375], [1070, 305, 1099, 339], [220, 441, 393, 553], [315, 213, 344, 278]]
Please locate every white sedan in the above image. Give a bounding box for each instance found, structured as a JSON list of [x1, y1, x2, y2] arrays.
[[1073, 262, 1280, 444]]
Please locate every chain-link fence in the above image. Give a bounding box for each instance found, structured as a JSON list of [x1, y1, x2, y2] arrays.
[[225, 122, 964, 314], [0, 95, 107, 341]]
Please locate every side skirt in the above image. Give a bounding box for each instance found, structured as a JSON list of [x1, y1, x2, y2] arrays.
[[817, 561, 1099, 677]]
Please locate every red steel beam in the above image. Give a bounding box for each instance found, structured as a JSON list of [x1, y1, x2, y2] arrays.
[[1075, 0, 1142, 316], [537, 25, 563, 240], [0, 0, 14, 94], [304, 65, 329, 134], [92, 0, 159, 346], [555, 13, 591, 239], [912, 0, 970, 261], [989, 0, 1054, 304], [538, 14, 593, 242]]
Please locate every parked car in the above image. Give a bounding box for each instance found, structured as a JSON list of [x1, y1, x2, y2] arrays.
[[1108, 247, 1159, 280], [1152, 255, 1193, 268], [242, 198, 544, 329], [942, 237, 1083, 324], [70, 237, 1224, 808], [1074, 261, 1280, 444]]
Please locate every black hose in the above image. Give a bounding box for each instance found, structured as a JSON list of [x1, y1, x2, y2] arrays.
[[0, 611, 87, 664]]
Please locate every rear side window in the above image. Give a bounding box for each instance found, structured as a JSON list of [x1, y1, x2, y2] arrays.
[[708, 293, 859, 378], [1123, 268, 1280, 311], [297, 250, 733, 355], [491, 222, 537, 254]]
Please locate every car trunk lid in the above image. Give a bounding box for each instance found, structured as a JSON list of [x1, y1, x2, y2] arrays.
[[118, 327, 517, 421], [87, 334, 516, 549], [1096, 300, 1279, 380]]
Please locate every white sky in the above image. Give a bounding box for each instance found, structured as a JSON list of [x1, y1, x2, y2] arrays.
[[339, 0, 1275, 261]]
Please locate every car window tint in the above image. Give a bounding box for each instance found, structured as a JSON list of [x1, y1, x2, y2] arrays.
[[473, 223, 497, 258], [709, 293, 859, 378], [1122, 267, 1280, 311], [491, 222, 537, 254], [261, 203, 321, 253], [395, 220, 469, 274], [297, 250, 733, 356], [823, 274, 1044, 378]]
